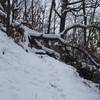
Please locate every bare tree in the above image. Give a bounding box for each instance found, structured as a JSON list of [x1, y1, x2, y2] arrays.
[[47, 0, 55, 34], [6, 0, 11, 36], [60, 0, 68, 32], [82, 0, 87, 46]]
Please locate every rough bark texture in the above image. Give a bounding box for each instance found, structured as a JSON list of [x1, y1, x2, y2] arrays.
[[60, 0, 68, 32], [6, 0, 11, 36], [47, 0, 55, 34]]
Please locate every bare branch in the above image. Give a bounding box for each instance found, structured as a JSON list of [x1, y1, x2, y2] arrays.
[[61, 24, 100, 37], [67, 0, 82, 5]]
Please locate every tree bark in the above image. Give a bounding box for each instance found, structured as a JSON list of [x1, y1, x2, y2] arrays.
[[60, 0, 68, 32], [82, 0, 87, 46], [6, 0, 11, 36], [24, 0, 27, 21], [47, 0, 55, 34], [31, 0, 34, 28]]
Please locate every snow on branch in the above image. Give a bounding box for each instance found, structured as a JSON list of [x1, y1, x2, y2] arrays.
[[34, 40, 60, 59], [61, 24, 100, 37], [66, 45, 100, 69], [0, 9, 7, 18], [0, 4, 4, 10], [21, 25, 100, 69], [22, 23, 100, 42], [67, 0, 82, 5], [0, 9, 99, 69]]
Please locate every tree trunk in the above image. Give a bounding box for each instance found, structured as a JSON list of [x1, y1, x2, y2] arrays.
[[6, 0, 11, 36], [60, 0, 68, 32], [31, 0, 34, 28], [82, 0, 87, 46], [12, 0, 18, 21], [47, 0, 55, 34], [24, 0, 27, 21]]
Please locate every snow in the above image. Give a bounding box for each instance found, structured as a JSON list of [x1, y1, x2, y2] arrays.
[[23, 25, 60, 39], [0, 4, 3, 10], [34, 40, 60, 58], [0, 9, 7, 18], [0, 30, 100, 100]]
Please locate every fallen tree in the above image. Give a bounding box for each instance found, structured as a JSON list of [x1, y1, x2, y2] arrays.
[[21, 25, 100, 69], [0, 9, 100, 70]]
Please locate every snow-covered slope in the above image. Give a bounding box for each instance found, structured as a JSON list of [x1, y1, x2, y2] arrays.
[[0, 30, 100, 100]]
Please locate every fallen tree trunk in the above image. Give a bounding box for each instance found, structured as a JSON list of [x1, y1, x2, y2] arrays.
[[10, 25, 100, 69], [0, 9, 100, 69], [66, 45, 100, 69], [25, 29, 100, 69]]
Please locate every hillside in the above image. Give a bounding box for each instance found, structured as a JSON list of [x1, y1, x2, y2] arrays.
[[0, 30, 100, 100]]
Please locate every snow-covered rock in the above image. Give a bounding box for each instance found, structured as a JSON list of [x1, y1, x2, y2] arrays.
[[0, 30, 99, 100]]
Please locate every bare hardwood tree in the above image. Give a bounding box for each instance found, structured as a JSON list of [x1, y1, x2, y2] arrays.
[[47, 0, 55, 34], [6, 0, 11, 36], [24, 0, 27, 21], [60, 0, 68, 32], [31, 0, 34, 28], [82, 0, 87, 46]]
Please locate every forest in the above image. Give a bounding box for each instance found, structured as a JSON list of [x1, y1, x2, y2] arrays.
[[0, 0, 100, 89]]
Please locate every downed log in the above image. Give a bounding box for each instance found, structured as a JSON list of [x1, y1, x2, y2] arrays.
[[23, 27, 100, 69], [66, 45, 100, 69], [34, 40, 60, 59], [0, 9, 100, 69]]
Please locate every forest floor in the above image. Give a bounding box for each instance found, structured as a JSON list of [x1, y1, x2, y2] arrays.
[[0, 30, 100, 100]]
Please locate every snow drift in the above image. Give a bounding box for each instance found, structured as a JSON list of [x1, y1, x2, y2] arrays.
[[0, 30, 99, 100]]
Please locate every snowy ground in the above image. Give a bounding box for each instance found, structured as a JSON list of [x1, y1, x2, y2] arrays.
[[0, 30, 100, 100]]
